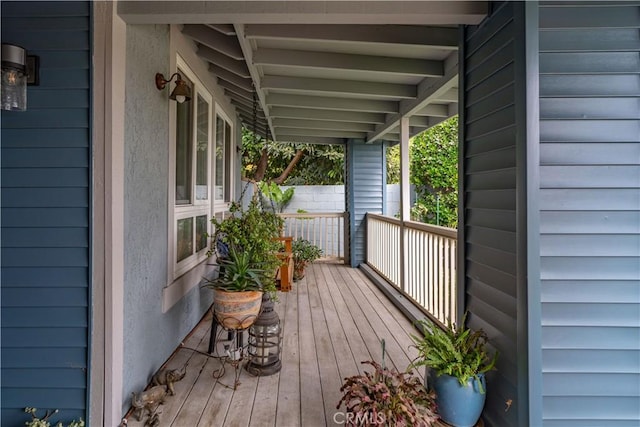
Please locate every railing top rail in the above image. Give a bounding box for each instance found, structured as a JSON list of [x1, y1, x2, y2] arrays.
[[367, 213, 457, 239], [278, 212, 346, 218], [367, 212, 402, 226], [405, 220, 457, 239]]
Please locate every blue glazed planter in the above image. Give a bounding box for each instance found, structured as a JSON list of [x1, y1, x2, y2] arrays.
[[429, 371, 486, 427]]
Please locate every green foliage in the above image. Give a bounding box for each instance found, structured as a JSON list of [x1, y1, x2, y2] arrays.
[[410, 314, 498, 392], [242, 128, 345, 185], [24, 408, 85, 427], [292, 239, 323, 264], [203, 248, 267, 292], [337, 361, 438, 426], [258, 181, 294, 212], [208, 197, 283, 296], [409, 116, 458, 228], [386, 144, 400, 184]]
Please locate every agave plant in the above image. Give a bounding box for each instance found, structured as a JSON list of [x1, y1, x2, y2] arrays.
[[203, 248, 267, 292]]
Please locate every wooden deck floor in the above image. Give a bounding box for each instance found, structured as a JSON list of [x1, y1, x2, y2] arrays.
[[125, 263, 427, 427]]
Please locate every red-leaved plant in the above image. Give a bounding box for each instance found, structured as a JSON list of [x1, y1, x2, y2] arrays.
[[337, 360, 438, 426]]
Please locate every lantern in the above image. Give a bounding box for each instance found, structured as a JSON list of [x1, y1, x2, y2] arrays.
[[246, 294, 282, 376]]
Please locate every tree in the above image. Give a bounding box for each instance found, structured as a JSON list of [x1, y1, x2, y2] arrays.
[[386, 143, 400, 184], [409, 116, 458, 227], [242, 128, 344, 185]]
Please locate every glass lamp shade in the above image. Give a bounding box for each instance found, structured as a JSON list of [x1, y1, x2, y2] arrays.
[[246, 296, 282, 376], [1, 44, 27, 111]]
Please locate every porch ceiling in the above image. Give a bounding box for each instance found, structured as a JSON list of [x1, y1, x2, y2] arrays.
[[118, 1, 487, 144]]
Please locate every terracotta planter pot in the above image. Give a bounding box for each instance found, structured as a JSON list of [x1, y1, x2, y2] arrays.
[[293, 261, 307, 281], [213, 289, 263, 330]]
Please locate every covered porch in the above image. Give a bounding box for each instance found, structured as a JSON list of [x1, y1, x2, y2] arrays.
[[124, 262, 428, 427]]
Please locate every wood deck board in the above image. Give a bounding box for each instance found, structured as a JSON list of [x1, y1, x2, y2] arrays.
[[123, 263, 428, 427]]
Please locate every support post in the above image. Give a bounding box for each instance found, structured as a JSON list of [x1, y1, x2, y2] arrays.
[[399, 117, 410, 291]]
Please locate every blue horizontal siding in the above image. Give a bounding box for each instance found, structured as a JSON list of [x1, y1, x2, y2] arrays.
[[2, 169, 89, 187], [3, 369, 87, 389], [1, 1, 89, 17], [1, 188, 89, 207], [1, 1, 91, 424], [1, 129, 90, 147], [3, 287, 88, 306], [2, 227, 88, 247], [2, 348, 86, 369], [2, 328, 88, 348], [2, 308, 88, 328], [348, 140, 383, 266], [2, 267, 88, 287]]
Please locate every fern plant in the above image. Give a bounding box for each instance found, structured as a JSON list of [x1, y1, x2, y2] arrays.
[[411, 314, 498, 393]]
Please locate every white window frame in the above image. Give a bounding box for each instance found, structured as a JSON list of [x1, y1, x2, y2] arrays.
[[213, 105, 234, 208], [171, 56, 214, 278]]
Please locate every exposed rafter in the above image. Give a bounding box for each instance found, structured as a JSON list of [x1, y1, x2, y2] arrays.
[[208, 64, 252, 92], [253, 48, 444, 77], [414, 104, 450, 117], [245, 24, 459, 48], [206, 24, 236, 36], [276, 135, 345, 145], [272, 118, 376, 133], [266, 94, 398, 113], [196, 44, 250, 78], [182, 24, 244, 60], [275, 127, 366, 139], [269, 106, 386, 124], [219, 79, 254, 101], [367, 52, 459, 143], [262, 75, 416, 99]]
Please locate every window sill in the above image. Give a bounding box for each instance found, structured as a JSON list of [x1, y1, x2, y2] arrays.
[[162, 258, 216, 313]]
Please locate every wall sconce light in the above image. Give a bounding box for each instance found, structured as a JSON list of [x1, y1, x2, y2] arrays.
[[155, 72, 191, 103], [2, 44, 27, 111]]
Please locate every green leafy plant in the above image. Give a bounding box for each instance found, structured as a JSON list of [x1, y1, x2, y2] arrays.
[[337, 361, 438, 427], [291, 239, 323, 281], [258, 181, 295, 213], [292, 239, 322, 264], [411, 314, 498, 393], [208, 197, 284, 297], [24, 407, 84, 427], [202, 248, 267, 292]]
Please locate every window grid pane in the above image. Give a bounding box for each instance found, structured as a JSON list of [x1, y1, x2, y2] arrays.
[[175, 73, 193, 205], [196, 215, 208, 252], [196, 94, 209, 201], [224, 122, 232, 202], [215, 116, 225, 200], [177, 217, 194, 262]]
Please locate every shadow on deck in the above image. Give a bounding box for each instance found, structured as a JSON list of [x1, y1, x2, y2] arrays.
[[124, 263, 426, 427]]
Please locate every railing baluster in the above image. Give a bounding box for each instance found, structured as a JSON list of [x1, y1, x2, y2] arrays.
[[359, 214, 460, 326]]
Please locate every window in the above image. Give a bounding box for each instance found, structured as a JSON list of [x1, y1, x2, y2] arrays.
[[215, 111, 233, 203], [172, 60, 213, 277]]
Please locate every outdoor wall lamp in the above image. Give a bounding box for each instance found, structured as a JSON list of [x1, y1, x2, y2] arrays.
[[2, 44, 28, 111], [155, 72, 191, 103]]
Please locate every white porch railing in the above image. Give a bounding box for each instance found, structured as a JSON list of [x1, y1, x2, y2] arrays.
[[366, 213, 457, 325], [278, 212, 347, 261]]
